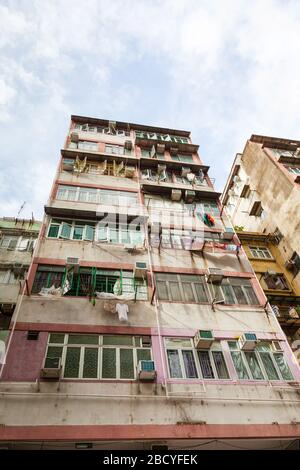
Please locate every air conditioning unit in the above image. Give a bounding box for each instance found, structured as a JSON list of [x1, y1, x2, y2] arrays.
[[134, 261, 148, 278], [238, 333, 259, 351], [193, 330, 214, 349], [40, 357, 62, 379], [124, 165, 135, 178], [184, 190, 195, 203], [272, 341, 283, 352], [137, 360, 156, 381], [222, 228, 235, 241], [171, 189, 182, 201], [181, 166, 191, 177], [124, 243, 137, 253], [62, 158, 75, 171], [70, 132, 79, 143], [186, 172, 196, 182], [124, 140, 133, 150], [156, 143, 165, 153], [207, 268, 224, 285]]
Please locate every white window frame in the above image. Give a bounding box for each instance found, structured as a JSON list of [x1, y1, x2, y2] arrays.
[[249, 246, 273, 259], [165, 338, 229, 380], [228, 341, 293, 381], [47, 219, 96, 241], [56, 185, 138, 206], [45, 334, 152, 380]]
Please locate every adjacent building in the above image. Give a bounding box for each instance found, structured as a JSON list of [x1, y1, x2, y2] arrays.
[[222, 135, 300, 365], [0, 217, 41, 343], [0, 122, 300, 450]]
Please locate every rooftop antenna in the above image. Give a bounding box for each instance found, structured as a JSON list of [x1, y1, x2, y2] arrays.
[[17, 201, 26, 221]]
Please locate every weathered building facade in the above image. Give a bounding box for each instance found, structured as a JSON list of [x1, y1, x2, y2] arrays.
[[0, 122, 299, 450], [222, 135, 300, 368]]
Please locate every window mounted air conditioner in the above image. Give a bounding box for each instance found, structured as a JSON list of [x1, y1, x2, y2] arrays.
[[186, 172, 196, 183], [193, 330, 214, 349], [171, 189, 182, 201], [40, 357, 62, 379], [238, 333, 259, 351], [221, 228, 235, 241], [184, 190, 195, 203], [137, 360, 156, 381], [62, 158, 75, 171], [70, 132, 79, 143], [124, 140, 133, 150], [134, 261, 148, 278], [207, 268, 224, 285], [156, 143, 165, 153]]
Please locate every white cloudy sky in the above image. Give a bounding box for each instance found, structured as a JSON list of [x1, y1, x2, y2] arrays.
[[1, 0, 300, 220]]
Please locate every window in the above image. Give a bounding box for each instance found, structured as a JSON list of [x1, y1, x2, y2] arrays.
[[249, 201, 263, 217], [240, 184, 251, 198], [69, 141, 98, 151], [32, 267, 148, 300], [219, 278, 259, 305], [44, 334, 152, 380], [0, 269, 19, 284], [96, 224, 143, 246], [196, 201, 220, 217], [74, 123, 130, 137], [135, 131, 189, 144], [105, 144, 125, 155], [286, 166, 300, 175], [249, 246, 272, 259], [263, 273, 289, 290], [228, 341, 293, 381], [56, 185, 138, 206], [156, 273, 208, 303], [0, 235, 36, 252], [151, 228, 220, 250], [171, 154, 193, 163], [47, 219, 95, 241], [165, 338, 229, 380]]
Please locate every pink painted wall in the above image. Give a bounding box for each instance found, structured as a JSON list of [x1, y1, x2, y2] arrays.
[[1, 331, 48, 381]]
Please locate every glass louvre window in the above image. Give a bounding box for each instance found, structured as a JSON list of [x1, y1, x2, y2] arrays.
[[197, 201, 220, 217], [165, 338, 229, 380], [0, 270, 9, 283], [230, 351, 250, 380], [244, 352, 264, 380], [45, 334, 152, 380], [155, 273, 208, 303], [273, 354, 293, 381], [249, 246, 272, 259]]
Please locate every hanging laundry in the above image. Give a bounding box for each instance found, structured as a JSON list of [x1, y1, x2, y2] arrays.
[[103, 301, 116, 313], [113, 279, 122, 296], [202, 213, 215, 227], [116, 303, 129, 322]]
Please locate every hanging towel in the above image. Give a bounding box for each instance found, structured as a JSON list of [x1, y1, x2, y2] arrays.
[[116, 303, 129, 322]]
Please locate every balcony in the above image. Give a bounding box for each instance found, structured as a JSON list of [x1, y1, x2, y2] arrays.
[[135, 131, 198, 153], [62, 148, 137, 165]]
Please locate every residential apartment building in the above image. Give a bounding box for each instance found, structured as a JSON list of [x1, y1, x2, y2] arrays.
[[0, 121, 299, 450], [222, 135, 300, 366], [0, 217, 41, 344]]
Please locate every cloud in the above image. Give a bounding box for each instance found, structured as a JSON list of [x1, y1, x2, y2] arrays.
[[1, 0, 300, 219]]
